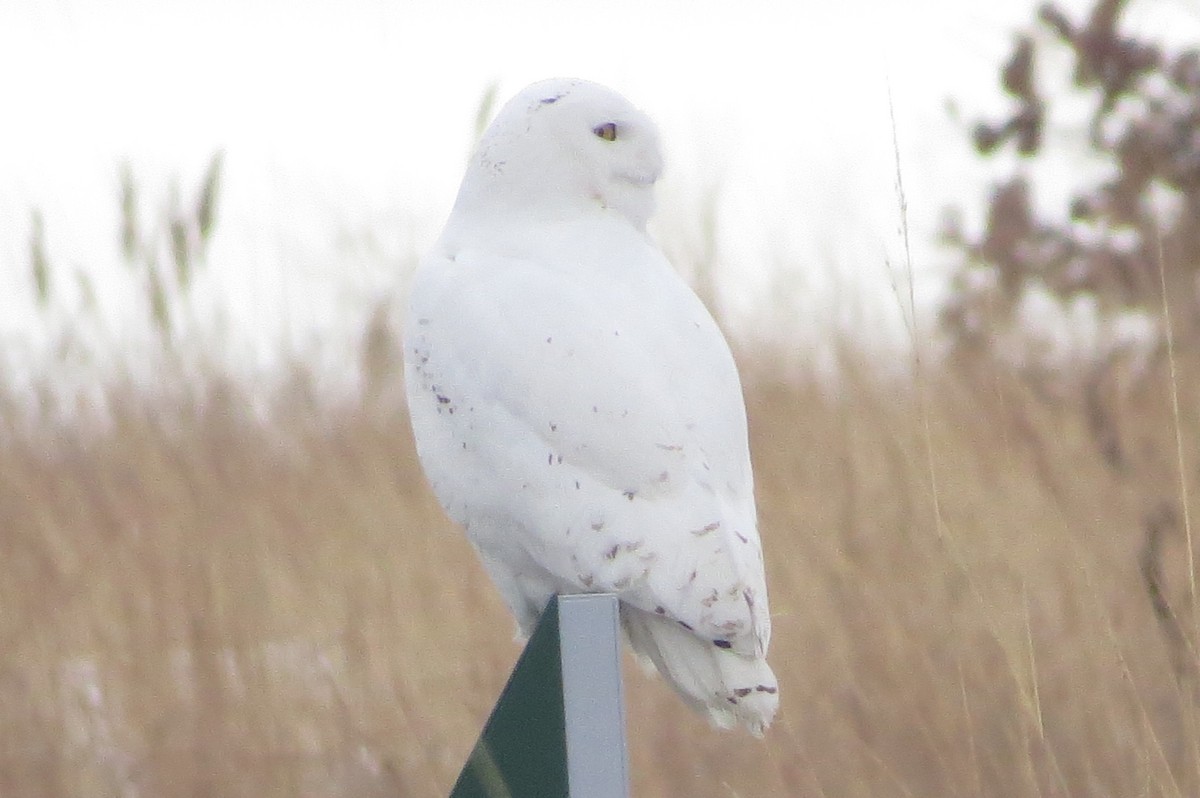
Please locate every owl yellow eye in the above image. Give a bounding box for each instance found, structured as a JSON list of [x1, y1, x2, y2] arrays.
[[593, 122, 617, 141]]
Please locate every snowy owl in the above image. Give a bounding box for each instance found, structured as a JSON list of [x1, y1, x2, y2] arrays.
[[403, 78, 778, 734]]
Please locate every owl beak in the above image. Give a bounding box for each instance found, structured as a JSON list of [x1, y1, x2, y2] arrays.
[[620, 155, 662, 187], [620, 171, 659, 187]]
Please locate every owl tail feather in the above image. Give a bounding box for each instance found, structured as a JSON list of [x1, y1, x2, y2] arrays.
[[620, 604, 779, 736]]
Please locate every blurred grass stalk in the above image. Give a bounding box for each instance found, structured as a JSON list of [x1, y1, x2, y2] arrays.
[[5, 333, 1200, 797], [2, 166, 1200, 798]]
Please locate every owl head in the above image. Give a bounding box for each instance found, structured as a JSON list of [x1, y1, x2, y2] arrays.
[[453, 79, 664, 232]]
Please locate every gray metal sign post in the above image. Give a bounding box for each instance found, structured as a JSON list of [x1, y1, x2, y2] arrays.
[[559, 594, 630, 797], [449, 593, 630, 798]]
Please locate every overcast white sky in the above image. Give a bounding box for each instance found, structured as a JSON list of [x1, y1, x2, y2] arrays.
[[1, 0, 1195, 384]]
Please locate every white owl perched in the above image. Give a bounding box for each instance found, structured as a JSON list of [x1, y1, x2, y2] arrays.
[[403, 78, 778, 734]]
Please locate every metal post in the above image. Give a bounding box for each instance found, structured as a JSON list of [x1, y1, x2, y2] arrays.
[[558, 594, 630, 798], [449, 593, 629, 798]]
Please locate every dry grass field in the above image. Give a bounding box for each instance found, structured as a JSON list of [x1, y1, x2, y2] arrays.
[[2, 314, 1200, 796]]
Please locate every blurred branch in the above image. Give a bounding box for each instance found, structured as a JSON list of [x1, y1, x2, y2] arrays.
[[195, 151, 224, 247], [28, 210, 50, 310], [945, 0, 1200, 349], [944, 0, 1200, 687], [114, 152, 225, 339], [472, 82, 500, 152], [120, 162, 140, 263]]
